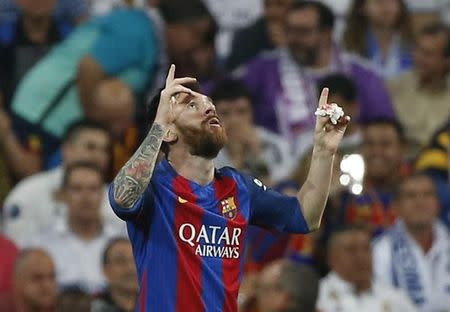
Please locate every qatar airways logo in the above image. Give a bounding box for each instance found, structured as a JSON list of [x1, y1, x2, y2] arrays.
[[178, 224, 242, 259]]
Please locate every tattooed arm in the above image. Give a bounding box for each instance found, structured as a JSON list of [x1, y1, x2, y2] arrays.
[[112, 123, 166, 208], [111, 64, 196, 208]]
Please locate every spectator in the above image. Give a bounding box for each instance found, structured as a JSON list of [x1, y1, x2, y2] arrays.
[[343, 0, 414, 78], [13, 248, 58, 312], [57, 286, 92, 312], [255, 260, 319, 312], [8, 0, 211, 173], [237, 1, 394, 145], [326, 118, 406, 237], [373, 173, 450, 311], [318, 225, 416, 311], [27, 162, 116, 293], [388, 22, 450, 157], [3, 120, 125, 248], [226, 0, 293, 70], [92, 238, 138, 312], [211, 79, 294, 185], [0, 235, 19, 309]]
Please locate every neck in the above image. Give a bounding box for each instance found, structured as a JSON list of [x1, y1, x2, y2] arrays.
[[168, 148, 215, 186], [406, 223, 434, 253], [69, 216, 102, 241], [372, 26, 395, 52], [418, 73, 448, 92], [366, 174, 399, 192], [22, 14, 51, 44], [110, 287, 137, 312], [314, 41, 332, 69]]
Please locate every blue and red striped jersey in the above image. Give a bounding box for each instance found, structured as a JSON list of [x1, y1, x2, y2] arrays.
[[108, 159, 309, 311]]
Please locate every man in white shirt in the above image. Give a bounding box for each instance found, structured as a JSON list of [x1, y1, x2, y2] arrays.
[[318, 225, 416, 312], [211, 79, 294, 186], [2, 120, 125, 247], [373, 173, 450, 312], [28, 161, 117, 293]]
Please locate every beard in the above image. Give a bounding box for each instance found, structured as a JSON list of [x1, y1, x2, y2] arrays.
[[176, 120, 228, 159], [288, 44, 318, 66]]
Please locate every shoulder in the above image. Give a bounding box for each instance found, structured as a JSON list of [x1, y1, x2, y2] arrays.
[[234, 50, 279, 75], [216, 167, 268, 191], [5, 169, 58, 204], [0, 17, 17, 45], [344, 53, 383, 78]]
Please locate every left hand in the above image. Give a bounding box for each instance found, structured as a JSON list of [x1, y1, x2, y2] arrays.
[[313, 88, 350, 154]]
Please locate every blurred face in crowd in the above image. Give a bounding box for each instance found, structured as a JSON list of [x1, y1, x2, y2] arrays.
[[395, 175, 439, 230], [286, 7, 322, 66], [215, 96, 253, 142], [256, 261, 290, 312], [265, 0, 292, 23], [92, 80, 135, 140], [364, 0, 401, 29], [104, 240, 138, 293], [17, 0, 56, 17], [168, 92, 227, 158], [329, 229, 372, 291], [15, 250, 57, 310], [65, 167, 104, 223], [414, 32, 450, 83], [62, 128, 110, 173], [362, 123, 403, 183]]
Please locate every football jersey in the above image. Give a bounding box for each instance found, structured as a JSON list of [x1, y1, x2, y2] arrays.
[[108, 159, 309, 311]]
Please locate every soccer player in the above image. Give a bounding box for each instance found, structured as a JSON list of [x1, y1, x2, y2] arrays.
[[109, 65, 350, 311]]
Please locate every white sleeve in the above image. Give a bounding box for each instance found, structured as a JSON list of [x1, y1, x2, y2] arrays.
[[372, 237, 394, 287]]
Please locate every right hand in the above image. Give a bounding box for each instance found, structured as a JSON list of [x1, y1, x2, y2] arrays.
[[154, 64, 197, 127]]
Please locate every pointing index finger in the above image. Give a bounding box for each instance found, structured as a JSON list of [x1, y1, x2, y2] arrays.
[[318, 87, 329, 108], [165, 64, 176, 86]]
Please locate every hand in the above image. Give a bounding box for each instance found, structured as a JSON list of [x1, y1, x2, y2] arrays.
[[154, 64, 197, 126], [313, 88, 350, 154]]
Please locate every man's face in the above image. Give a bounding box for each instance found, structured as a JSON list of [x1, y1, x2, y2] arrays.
[[395, 176, 439, 229], [16, 252, 57, 310], [264, 0, 292, 23], [171, 92, 227, 159], [285, 7, 322, 66], [362, 124, 403, 182], [329, 230, 372, 290], [104, 241, 138, 292], [215, 97, 253, 141], [364, 0, 401, 29], [256, 263, 289, 312], [414, 33, 450, 82], [63, 129, 110, 173], [65, 168, 104, 222], [17, 0, 56, 17]]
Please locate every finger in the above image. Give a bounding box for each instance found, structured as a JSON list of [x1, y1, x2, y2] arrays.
[[170, 77, 197, 87], [318, 87, 329, 108], [165, 64, 176, 86], [335, 115, 351, 132], [167, 85, 194, 97]]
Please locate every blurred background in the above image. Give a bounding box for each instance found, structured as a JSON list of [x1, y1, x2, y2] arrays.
[[0, 0, 450, 311]]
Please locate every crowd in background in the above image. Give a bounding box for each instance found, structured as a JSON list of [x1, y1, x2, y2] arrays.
[[0, 0, 450, 311]]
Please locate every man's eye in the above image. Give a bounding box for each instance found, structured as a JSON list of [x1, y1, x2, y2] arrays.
[[188, 102, 197, 109]]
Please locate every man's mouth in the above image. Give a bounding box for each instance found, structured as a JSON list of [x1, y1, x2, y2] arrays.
[[208, 117, 222, 127]]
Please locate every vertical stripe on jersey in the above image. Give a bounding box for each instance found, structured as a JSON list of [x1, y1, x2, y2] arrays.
[[146, 181, 178, 311], [174, 177, 205, 312], [214, 177, 248, 312], [192, 184, 226, 312], [139, 269, 148, 312]]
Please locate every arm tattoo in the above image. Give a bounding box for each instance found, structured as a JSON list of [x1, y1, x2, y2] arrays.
[[113, 123, 165, 208]]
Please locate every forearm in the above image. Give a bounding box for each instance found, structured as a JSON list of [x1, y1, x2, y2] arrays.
[[112, 123, 166, 208], [297, 146, 334, 231], [0, 132, 41, 178]]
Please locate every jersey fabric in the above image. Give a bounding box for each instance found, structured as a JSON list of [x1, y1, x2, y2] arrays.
[[108, 158, 309, 312]]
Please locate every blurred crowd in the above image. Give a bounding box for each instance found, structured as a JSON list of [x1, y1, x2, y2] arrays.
[[0, 0, 450, 311]]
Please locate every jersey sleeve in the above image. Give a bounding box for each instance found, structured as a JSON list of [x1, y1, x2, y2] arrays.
[[242, 174, 310, 233], [108, 182, 154, 222]]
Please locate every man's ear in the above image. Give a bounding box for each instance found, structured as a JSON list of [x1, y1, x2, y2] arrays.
[[163, 125, 178, 143]]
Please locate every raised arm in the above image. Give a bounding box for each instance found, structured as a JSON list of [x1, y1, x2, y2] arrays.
[[297, 88, 350, 230], [112, 65, 195, 208]]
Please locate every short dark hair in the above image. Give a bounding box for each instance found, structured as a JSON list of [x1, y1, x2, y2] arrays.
[[327, 224, 371, 251], [159, 0, 211, 25], [102, 237, 130, 267], [62, 120, 109, 144], [146, 81, 201, 155], [318, 74, 357, 102], [62, 161, 104, 189], [393, 171, 437, 201], [210, 79, 252, 104], [361, 117, 406, 143], [420, 22, 450, 57], [289, 0, 335, 30]]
